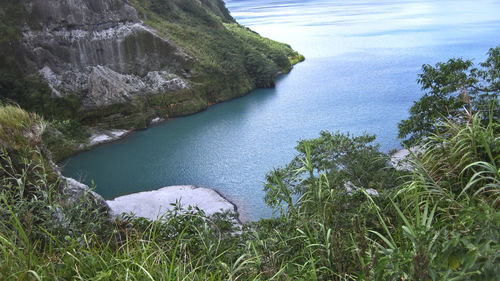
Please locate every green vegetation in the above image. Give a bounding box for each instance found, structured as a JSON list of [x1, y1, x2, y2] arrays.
[[129, 0, 302, 91], [264, 132, 399, 205], [224, 23, 305, 74], [0, 45, 498, 280], [398, 46, 500, 146], [0, 1, 24, 43], [0, 106, 56, 185], [0, 76, 89, 161], [1, 104, 498, 280], [0, 76, 85, 125]]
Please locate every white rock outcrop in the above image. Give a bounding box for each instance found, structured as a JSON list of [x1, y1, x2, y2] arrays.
[[106, 185, 237, 220], [344, 181, 379, 196], [88, 129, 130, 146]]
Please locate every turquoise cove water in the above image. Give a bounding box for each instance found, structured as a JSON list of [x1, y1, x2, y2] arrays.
[[62, 0, 500, 221]]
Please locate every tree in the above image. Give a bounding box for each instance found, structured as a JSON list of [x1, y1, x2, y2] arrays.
[[264, 131, 398, 210], [398, 46, 500, 146]]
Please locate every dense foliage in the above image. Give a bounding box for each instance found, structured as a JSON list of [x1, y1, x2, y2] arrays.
[[1, 105, 498, 280], [0, 51, 498, 280], [264, 131, 399, 211], [130, 0, 304, 93], [398, 46, 500, 146]]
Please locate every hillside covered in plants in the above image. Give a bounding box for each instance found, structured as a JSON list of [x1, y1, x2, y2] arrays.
[[0, 36, 498, 280], [0, 0, 303, 160]]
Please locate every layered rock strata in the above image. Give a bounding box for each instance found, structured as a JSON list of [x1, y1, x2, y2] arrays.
[[21, 0, 192, 109]]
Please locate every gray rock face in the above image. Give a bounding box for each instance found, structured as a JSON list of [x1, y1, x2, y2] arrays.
[[62, 177, 109, 212], [21, 0, 192, 108], [25, 0, 139, 27]]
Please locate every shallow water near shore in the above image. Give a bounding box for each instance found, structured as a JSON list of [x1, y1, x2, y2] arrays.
[[62, 0, 500, 221]]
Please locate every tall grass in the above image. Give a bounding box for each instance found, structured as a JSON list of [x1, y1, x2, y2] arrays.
[[368, 112, 500, 280], [1, 107, 498, 280]]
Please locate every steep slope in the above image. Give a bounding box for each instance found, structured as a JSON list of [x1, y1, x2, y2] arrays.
[[0, 0, 303, 159]]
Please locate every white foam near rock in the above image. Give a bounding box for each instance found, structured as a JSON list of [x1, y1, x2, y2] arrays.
[[106, 185, 237, 220]]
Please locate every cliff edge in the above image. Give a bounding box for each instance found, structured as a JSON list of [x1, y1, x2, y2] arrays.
[[0, 0, 303, 160]]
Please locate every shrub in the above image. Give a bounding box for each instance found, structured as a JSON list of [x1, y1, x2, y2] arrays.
[[398, 46, 500, 146]]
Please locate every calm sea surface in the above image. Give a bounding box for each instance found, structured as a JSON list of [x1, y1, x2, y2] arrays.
[[62, 0, 500, 221]]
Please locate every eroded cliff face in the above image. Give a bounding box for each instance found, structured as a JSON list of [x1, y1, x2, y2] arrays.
[[1, 0, 301, 159], [21, 0, 192, 109]]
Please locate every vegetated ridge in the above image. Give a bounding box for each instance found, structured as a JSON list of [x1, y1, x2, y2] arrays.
[[0, 0, 304, 160]]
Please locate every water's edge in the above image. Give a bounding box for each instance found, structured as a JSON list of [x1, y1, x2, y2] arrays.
[[59, 67, 302, 163]]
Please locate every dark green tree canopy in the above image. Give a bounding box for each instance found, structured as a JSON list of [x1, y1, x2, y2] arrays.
[[398, 46, 500, 146], [264, 131, 399, 210]]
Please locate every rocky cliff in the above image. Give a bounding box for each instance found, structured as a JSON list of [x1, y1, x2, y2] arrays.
[[23, 0, 192, 109], [0, 0, 303, 159]]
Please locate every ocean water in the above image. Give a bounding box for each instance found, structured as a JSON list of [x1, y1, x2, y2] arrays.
[[62, 0, 500, 221]]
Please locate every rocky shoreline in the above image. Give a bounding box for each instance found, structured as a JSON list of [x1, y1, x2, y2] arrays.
[[62, 177, 240, 222], [71, 66, 300, 155]]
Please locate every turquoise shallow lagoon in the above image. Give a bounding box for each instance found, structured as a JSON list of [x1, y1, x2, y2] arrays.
[[62, 0, 500, 221]]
